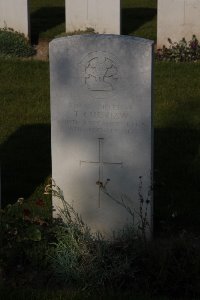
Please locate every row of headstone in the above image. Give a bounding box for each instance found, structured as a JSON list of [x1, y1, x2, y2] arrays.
[[0, 0, 121, 38], [1, 0, 200, 47], [0, 0, 30, 37]]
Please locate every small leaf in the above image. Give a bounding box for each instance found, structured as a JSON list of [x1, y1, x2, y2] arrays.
[[26, 227, 42, 241]]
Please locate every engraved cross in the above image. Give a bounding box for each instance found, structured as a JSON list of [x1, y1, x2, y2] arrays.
[[80, 138, 123, 208]]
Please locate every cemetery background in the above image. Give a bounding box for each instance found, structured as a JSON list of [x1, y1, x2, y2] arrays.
[[0, 0, 200, 298]]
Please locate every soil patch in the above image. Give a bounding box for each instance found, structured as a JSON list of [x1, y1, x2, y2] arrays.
[[33, 39, 49, 61]]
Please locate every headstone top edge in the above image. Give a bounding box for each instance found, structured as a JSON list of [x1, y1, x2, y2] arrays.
[[49, 34, 154, 48]]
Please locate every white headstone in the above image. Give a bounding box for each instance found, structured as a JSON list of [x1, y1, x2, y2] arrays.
[[157, 0, 200, 48], [50, 35, 153, 238], [0, 0, 30, 38], [65, 0, 121, 34]]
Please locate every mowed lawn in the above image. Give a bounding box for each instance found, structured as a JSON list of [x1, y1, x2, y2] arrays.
[[0, 60, 51, 206], [0, 0, 199, 234], [154, 62, 200, 234]]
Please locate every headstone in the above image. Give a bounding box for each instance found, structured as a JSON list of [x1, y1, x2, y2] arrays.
[[65, 0, 121, 34], [0, 0, 30, 38], [157, 0, 200, 48], [50, 35, 153, 238]]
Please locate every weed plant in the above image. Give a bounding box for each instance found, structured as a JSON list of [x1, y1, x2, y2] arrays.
[[156, 35, 200, 62], [0, 28, 35, 58], [0, 195, 53, 280], [56, 27, 96, 38], [1, 181, 200, 298]]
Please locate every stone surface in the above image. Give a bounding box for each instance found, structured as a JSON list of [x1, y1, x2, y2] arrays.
[[50, 34, 153, 237], [157, 0, 200, 48], [0, 0, 30, 37], [65, 0, 121, 34]]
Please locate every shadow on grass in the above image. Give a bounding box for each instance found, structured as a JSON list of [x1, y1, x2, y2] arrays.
[[154, 127, 200, 235], [1, 125, 199, 235], [30, 7, 65, 43], [121, 7, 157, 35], [0, 124, 51, 207]]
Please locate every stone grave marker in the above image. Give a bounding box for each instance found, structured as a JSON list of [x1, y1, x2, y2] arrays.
[[65, 0, 121, 34], [0, 0, 30, 38], [157, 0, 200, 48], [50, 34, 153, 237]]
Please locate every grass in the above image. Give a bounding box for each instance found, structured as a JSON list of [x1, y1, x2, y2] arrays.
[[0, 59, 50, 206], [0, 288, 173, 300], [122, 0, 157, 40], [154, 62, 200, 235]]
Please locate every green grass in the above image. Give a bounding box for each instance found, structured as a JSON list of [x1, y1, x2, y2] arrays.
[[122, 0, 157, 40], [154, 62, 200, 234], [0, 59, 50, 206]]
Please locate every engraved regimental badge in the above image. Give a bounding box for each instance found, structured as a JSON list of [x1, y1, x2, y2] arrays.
[[80, 51, 119, 92]]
